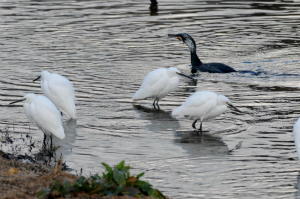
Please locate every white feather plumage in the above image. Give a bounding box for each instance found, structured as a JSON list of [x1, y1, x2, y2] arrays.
[[23, 93, 65, 140], [133, 67, 183, 107], [39, 71, 76, 120], [172, 91, 231, 131]]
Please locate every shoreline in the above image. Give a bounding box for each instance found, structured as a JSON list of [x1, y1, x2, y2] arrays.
[[0, 149, 167, 199], [0, 152, 76, 198]]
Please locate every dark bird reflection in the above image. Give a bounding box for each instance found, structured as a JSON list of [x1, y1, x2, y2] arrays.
[[183, 76, 198, 93], [133, 104, 179, 131], [149, 0, 158, 16], [173, 131, 229, 158]]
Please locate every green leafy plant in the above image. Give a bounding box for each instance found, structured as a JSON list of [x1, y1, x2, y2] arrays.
[[38, 160, 166, 199]]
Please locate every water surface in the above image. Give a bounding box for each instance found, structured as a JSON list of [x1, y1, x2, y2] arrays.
[[1, 0, 300, 198]]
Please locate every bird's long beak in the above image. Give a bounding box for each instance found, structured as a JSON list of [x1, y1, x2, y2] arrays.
[[33, 75, 41, 82], [9, 98, 25, 105], [168, 34, 182, 41], [227, 103, 242, 113], [176, 72, 194, 80]]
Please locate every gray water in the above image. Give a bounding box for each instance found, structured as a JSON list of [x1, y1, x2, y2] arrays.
[[1, 0, 300, 198]]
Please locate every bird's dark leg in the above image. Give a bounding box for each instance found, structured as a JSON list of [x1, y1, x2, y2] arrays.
[[192, 120, 198, 129], [156, 99, 160, 109], [152, 99, 157, 109], [43, 133, 47, 147], [198, 122, 203, 135], [61, 111, 63, 116], [50, 135, 53, 149]]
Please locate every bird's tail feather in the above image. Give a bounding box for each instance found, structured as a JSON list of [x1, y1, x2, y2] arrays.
[[132, 89, 148, 101]]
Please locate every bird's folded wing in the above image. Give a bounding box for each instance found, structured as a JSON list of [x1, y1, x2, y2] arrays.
[[30, 98, 64, 139]]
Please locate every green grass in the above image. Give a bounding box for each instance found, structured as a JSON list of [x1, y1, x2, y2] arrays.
[[38, 160, 166, 198]]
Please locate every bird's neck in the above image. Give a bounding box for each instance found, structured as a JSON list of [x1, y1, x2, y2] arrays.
[[185, 39, 202, 67], [191, 51, 202, 67]]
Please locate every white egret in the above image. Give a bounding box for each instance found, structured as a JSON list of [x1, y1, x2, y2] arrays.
[[9, 93, 65, 145], [293, 118, 300, 160], [33, 71, 76, 120], [172, 91, 241, 133], [132, 67, 194, 108]]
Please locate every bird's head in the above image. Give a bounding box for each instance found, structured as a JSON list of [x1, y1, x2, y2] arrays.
[[33, 71, 51, 82], [24, 93, 37, 103], [217, 95, 242, 113], [168, 33, 197, 52], [167, 67, 181, 76]]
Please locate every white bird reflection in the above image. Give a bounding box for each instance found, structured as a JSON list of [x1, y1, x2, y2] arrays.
[[53, 119, 77, 159], [295, 172, 300, 198]]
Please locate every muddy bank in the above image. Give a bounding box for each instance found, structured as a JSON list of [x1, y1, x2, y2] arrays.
[[0, 154, 76, 198], [0, 127, 166, 199], [0, 152, 164, 199]]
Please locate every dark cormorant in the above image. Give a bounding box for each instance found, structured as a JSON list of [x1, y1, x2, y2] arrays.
[[168, 33, 236, 74]]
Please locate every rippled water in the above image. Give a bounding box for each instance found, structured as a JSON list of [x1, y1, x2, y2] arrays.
[[1, 0, 300, 198]]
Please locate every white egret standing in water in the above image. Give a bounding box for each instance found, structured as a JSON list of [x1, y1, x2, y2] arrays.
[[132, 67, 194, 108], [9, 93, 65, 145], [172, 91, 241, 134], [293, 118, 300, 160], [33, 71, 76, 120]]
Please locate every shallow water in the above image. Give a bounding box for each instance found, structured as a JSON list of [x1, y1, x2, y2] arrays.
[[1, 0, 300, 198]]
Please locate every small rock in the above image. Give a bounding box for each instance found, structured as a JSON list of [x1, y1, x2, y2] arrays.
[[8, 168, 20, 175]]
